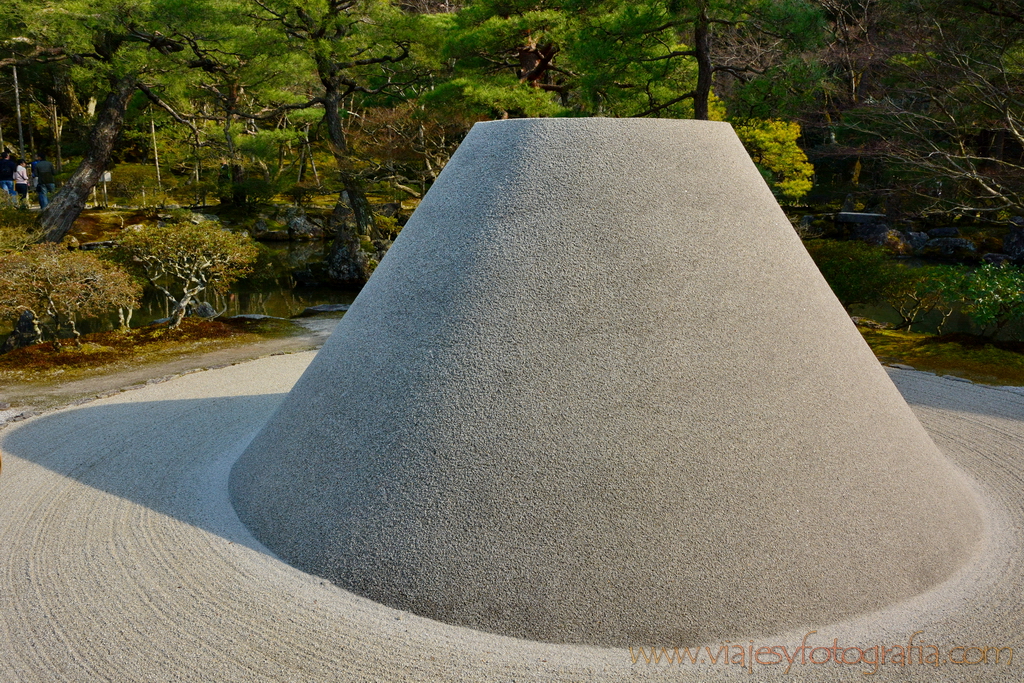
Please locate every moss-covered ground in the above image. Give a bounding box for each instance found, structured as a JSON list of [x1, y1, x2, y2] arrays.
[[859, 326, 1024, 386], [0, 317, 296, 388]]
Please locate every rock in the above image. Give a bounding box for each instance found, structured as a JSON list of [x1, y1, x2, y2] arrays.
[[227, 314, 290, 322], [919, 237, 977, 258], [850, 223, 885, 241], [835, 212, 887, 225], [376, 202, 402, 218], [983, 253, 1012, 265], [848, 223, 910, 252], [66, 236, 80, 249], [1, 310, 42, 353], [324, 235, 373, 285], [0, 401, 10, 410], [928, 227, 960, 238], [183, 212, 220, 224], [254, 215, 302, 241], [190, 301, 218, 318], [287, 211, 324, 240], [80, 240, 115, 250], [837, 212, 888, 242], [905, 231, 929, 251], [1004, 227, 1024, 261], [887, 363, 916, 371], [296, 304, 351, 317]]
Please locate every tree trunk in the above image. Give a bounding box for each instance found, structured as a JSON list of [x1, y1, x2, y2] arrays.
[[693, 1, 713, 120], [40, 75, 137, 242], [169, 301, 188, 328], [321, 85, 375, 284]]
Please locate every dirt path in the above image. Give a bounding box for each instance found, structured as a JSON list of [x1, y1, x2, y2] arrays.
[[0, 317, 340, 423]]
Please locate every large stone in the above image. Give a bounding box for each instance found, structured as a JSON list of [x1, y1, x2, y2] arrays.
[[1004, 227, 1024, 261], [189, 301, 218, 318], [983, 253, 1012, 265], [1, 310, 42, 353], [851, 222, 889, 242], [375, 201, 402, 218], [230, 118, 982, 649], [919, 237, 977, 258], [851, 223, 911, 252], [905, 231, 929, 251], [285, 209, 324, 240], [835, 211, 887, 224]]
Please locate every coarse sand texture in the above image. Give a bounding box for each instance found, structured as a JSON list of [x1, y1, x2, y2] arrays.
[[229, 118, 983, 648]]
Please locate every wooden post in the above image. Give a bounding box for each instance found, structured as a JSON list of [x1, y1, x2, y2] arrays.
[[151, 111, 163, 200], [27, 100, 34, 154], [49, 96, 63, 173], [12, 66, 25, 159]]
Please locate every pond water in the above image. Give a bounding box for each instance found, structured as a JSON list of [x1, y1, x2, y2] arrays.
[[7, 238, 1024, 343], [34, 241, 358, 337], [132, 241, 357, 327]]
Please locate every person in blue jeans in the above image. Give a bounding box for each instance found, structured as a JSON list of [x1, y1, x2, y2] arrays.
[[0, 152, 16, 199], [32, 153, 56, 209]]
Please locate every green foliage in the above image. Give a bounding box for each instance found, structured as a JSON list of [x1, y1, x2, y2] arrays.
[[372, 214, 401, 241], [0, 243, 140, 343], [425, 77, 569, 118], [733, 119, 814, 201], [235, 178, 281, 206], [0, 207, 39, 253], [879, 264, 964, 332], [809, 244, 1024, 340], [104, 164, 179, 206], [958, 263, 1024, 338], [805, 239, 891, 311]]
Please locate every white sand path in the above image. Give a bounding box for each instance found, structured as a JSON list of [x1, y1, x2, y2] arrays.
[[0, 353, 1022, 681]]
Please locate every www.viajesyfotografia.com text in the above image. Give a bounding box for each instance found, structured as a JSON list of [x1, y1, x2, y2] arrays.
[[630, 631, 1012, 674]]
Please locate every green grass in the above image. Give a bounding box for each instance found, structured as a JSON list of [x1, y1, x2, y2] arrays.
[[859, 326, 1024, 386]]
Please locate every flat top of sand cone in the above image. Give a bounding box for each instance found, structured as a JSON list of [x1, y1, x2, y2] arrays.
[[230, 118, 982, 647]]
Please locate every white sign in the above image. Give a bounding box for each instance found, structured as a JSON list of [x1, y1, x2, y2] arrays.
[[101, 171, 112, 182]]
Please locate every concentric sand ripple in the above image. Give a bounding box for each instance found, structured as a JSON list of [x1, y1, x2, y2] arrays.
[[0, 355, 1021, 681]]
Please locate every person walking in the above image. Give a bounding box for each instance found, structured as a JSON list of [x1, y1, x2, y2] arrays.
[[33, 153, 55, 210], [13, 159, 29, 208], [0, 152, 17, 199]]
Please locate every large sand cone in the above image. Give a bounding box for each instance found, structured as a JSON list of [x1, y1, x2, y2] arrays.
[[230, 118, 982, 647]]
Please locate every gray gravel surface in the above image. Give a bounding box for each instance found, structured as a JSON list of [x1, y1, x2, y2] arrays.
[[0, 356, 1020, 681]]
